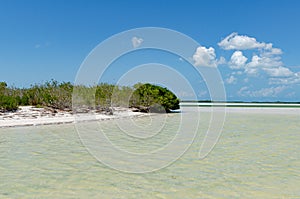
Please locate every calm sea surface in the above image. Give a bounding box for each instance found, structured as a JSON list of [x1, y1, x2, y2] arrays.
[[0, 108, 299, 198]]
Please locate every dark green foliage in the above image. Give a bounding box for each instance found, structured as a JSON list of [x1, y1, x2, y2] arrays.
[[0, 82, 18, 112], [0, 95, 18, 112], [130, 83, 180, 113]]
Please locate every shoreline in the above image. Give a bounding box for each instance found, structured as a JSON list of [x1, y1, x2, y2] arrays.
[[0, 106, 148, 128], [1, 105, 299, 128]]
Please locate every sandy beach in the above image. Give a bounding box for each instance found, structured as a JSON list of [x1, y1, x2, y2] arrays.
[[0, 106, 147, 128]]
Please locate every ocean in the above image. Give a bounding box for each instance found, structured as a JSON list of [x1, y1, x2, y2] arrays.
[[0, 107, 299, 198]]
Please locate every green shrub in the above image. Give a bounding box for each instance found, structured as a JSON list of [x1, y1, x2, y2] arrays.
[[130, 83, 179, 113], [0, 95, 18, 112]]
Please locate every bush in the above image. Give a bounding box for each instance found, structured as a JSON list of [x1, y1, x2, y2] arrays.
[[130, 83, 180, 113], [0, 95, 18, 112]]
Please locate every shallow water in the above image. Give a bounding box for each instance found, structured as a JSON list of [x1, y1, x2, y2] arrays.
[[0, 110, 299, 198]]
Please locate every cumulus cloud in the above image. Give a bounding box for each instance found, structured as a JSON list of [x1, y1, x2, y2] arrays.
[[229, 51, 248, 69], [212, 32, 300, 99], [245, 52, 290, 78], [226, 75, 237, 84], [261, 47, 283, 56], [246, 54, 283, 69], [244, 67, 259, 76], [263, 66, 294, 77], [192, 46, 217, 67], [219, 32, 286, 73], [219, 32, 287, 74], [219, 32, 299, 83], [218, 32, 268, 50], [217, 56, 226, 65], [132, 36, 143, 48]]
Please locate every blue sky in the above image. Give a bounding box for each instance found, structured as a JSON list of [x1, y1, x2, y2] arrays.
[[0, 0, 300, 101]]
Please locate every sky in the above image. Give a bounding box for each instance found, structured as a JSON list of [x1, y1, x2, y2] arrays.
[[0, 0, 300, 101]]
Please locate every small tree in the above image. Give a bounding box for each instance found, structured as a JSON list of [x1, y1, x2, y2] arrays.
[[130, 83, 180, 113]]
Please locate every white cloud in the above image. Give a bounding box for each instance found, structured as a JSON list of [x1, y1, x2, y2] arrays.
[[229, 51, 248, 69], [244, 67, 259, 76], [263, 66, 294, 77], [226, 75, 237, 84], [218, 33, 298, 82], [219, 32, 293, 79], [238, 86, 286, 97], [217, 56, 226, 65], [132, 36, 143, 48], [269, 72, 300, 85], [246, 54, 283, 68], [192, 46, 217, 67], [232, 71, 243, 75], [261, 47, 283, 56], [245, 52, 292, 78], [218, 32, 268, 50], [238, 86, 249, 95]]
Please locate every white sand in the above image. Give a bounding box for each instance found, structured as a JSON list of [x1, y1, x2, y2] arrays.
[[0, 106, 146, 128]]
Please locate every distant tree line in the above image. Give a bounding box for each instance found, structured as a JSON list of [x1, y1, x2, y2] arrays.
[[0, 80, 179, 113]]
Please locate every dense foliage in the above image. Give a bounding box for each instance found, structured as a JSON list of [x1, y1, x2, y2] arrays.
[[0, 82, 18, 111], [0, 80, 180, 113]]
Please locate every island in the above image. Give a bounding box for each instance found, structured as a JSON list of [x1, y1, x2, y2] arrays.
[[0, 80, 180, 127]]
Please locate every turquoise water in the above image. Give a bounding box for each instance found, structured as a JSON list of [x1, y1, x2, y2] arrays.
[[0, 110, 299, 198]]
